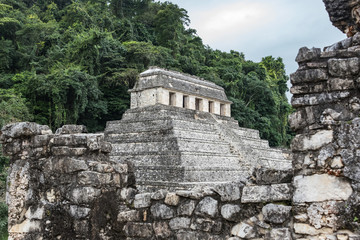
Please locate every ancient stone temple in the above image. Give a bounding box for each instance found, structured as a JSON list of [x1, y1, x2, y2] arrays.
[[105, 67, 290, 191], [5, 1, 360, 239]]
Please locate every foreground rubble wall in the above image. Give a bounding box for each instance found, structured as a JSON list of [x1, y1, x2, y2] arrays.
[[0, 123, 132, 239], [1, 122, 294, 239], [290, 34, 360, 239]]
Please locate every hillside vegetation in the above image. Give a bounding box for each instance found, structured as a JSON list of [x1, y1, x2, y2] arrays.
[[0, 0, 293, 147]]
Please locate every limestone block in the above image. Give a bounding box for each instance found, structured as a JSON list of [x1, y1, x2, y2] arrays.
[[134, 193, 152, 208], [293, 174, 353, 203], [117, 210, 140, 222], [290, 69, 328, 84], [190, 218, 222, 232], [151, 189, 168, 200], [177, 200, 196, 216], [262, 204, 292, 224], [265, 228, 292, 240], [241, 184, 292, 203], [119, 187, 136, 203], [150, 203, 175, 219], [153, 221, 172, 238], [25, 206, 44, 220], [164, 192, 180, 206], [77, 171, 112, 186], [1, 122, 50, 140], [70, 187, 101, 204], [9, 219, 42, 233], [123, 222, 153, 238], [176, 188, 215, 200], [255, 167, 293, 185], [55, 125, 87, 134], [169, 217, 191, 230], [328, 58, 360, 76], [291, 130, 333, 151], [69, 205, 91, 219], [291, 92, 350, 107], [307, 201, 339, 229], [295, 47, 321, 63], [231, 222, 256, 239], [328, 78, 355, 91], [194, 197, 218, 218], [221, 204, 241, 221], [289, 110, 307, 130], [294, 223, 333, 235], [211, 182, 243, 201]]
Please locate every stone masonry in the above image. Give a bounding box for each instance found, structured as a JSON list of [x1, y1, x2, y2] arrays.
[[289, 34, 360, 239], [1, 121, 294, 239]]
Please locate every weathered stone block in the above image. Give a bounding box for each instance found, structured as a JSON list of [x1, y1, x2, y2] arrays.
[[123, 222, 153, 238], [231, 222, 256, 239], [329, 58, 360, 76], [221, 204, 241, 221], [69, 205, 90, 219], [194, 197, 218, 218], [293, 174, 353, 203], [190, 218, 222, 232], [262, 204, 292, 224], [328, 78, 355, 91], [211, 182, 243, 201], [169, 217, 191, 230], [241, 184, 292, 203], [291, 130, 333, 152], [78, 171, 112, 186], [177, 200, 196, 216], [55, 125, 87, 134], [134, 193, 151, 208], [69, 187, 101, 204], [150, 203, 174, 219], [296, 47, 321, 63], [117, 210, 140, 222], [153, 221, 172, 238], [294, 223, 333, 235], [9, 219, 42, 233], [265, 228, 292, 240], [164, 192, 180, 206], [290, 69, 328, 84], [255, 168, 293, 185], [291, 92, 350, 107]]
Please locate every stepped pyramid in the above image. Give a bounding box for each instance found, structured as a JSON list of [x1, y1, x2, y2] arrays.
[[104, 67, 291, 191]]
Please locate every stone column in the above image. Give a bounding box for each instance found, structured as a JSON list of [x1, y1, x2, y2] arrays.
[[290, 37, 360, 239]]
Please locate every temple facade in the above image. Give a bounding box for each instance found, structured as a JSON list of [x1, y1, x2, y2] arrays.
[[129, 67, 232, 117]]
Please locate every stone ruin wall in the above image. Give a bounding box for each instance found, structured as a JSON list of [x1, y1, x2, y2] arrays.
[[1, 122, 294, 239], [289, 34, 360, 239]]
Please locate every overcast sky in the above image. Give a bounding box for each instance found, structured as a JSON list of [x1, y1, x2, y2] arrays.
[[159, 0, 345, 96]]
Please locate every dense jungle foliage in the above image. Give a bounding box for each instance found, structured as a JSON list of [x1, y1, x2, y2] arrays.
[[0, 0, 293, 236]]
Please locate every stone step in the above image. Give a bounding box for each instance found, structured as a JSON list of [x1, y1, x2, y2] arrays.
[[176, 139, 232, 154], [232, 138, 270, 148], [172, 129, 221, 141], [135, 181, 231, 192], [232, 128, 260, 139], [105, 119, 173, 133], [135, 166, 249, 182], [180, 154, 243, 167], [110, 141, 178, 154], [109, 154, 181, 166], [172, 120, 217, 131], [106, 132, 175, 143], [258, 157, 293, 170]]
